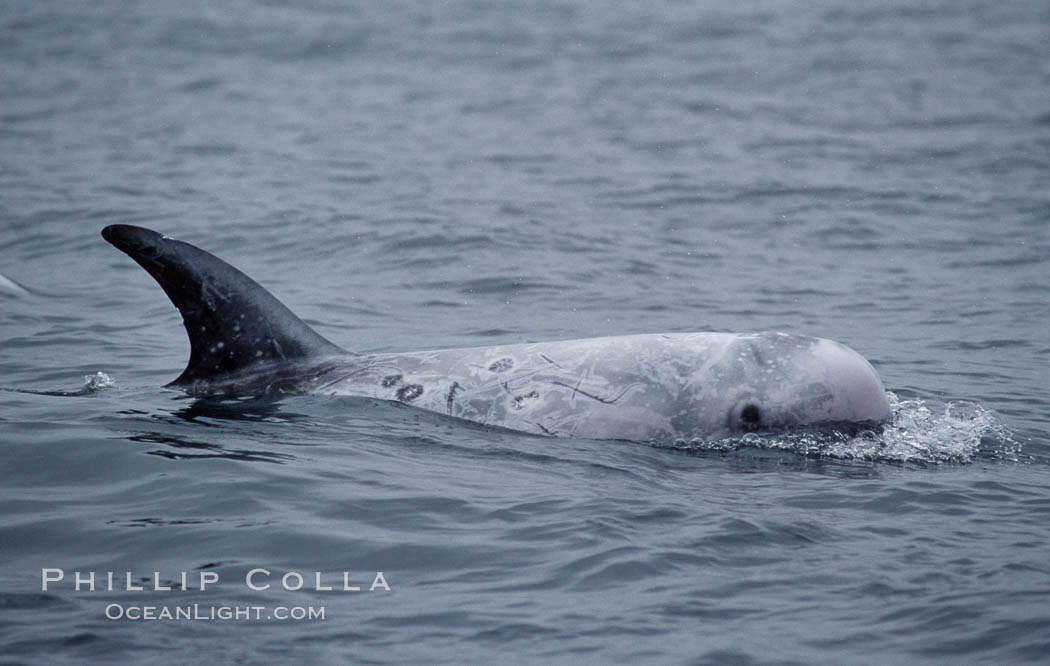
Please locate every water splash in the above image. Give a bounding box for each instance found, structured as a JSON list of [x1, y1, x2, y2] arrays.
[[83, 371, 116, 393], [3, 371, 116, 397], [869, 392, 1020, 463], [667, 392, 1019, 464]]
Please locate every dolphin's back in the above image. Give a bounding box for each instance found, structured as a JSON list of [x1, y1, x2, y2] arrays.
[[102, 225, 345, 389], [102, 226, 890, 440], [310, 334, 734, 440]]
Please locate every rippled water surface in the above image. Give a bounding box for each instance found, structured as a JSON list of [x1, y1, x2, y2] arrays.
[[2, 1, 1048, 663]]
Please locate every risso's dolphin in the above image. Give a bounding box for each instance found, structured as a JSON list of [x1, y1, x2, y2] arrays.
[[102, 225, 891, 441]]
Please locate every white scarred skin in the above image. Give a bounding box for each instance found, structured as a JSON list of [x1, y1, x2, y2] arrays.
[[307, 331, 892, 441]]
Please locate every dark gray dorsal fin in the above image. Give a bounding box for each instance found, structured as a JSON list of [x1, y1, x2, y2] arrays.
[[102, 224, 345, 387]]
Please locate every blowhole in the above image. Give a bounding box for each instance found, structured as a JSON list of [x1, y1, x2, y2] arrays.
[[740, 404, 762, 428]]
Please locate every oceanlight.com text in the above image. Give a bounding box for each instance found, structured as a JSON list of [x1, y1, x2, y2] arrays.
[[104, 603, 326, 621]]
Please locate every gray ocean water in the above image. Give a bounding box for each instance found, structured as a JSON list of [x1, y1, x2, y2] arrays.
[[2, 1, 1049, 663]]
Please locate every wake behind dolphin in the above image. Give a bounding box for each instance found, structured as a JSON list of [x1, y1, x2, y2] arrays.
[[102, 225, 891, 442]]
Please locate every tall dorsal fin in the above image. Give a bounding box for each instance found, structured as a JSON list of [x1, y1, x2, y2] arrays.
[[102, 224, 345, 387]]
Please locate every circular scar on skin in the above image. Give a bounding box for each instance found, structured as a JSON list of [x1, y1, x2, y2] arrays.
[[489, 358, 514, 372], [397, 384, 424, 402]]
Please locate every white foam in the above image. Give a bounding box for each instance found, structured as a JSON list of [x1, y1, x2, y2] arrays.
[[83, 371, 115, 392], [669, 392, 1019, 464]]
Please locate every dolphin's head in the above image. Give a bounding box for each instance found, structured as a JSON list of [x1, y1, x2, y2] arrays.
[[714, 332, 891, 435]]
